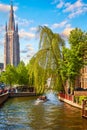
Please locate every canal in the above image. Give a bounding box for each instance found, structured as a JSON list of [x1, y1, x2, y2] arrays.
[[0, 92, 87, 130]]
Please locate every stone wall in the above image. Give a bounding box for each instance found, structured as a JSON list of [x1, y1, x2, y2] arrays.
[[9, 92, 36, 97]]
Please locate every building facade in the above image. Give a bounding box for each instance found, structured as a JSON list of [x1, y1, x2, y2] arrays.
[[75, 52, 87, 89], [80, 67, 87, 89], [4, 2, 20, 69]]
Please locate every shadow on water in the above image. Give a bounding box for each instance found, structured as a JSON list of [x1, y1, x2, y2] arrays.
[[0, 91, 87, 130]]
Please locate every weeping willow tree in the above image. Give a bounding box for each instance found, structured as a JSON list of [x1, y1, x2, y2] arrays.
[[37, 26, 65, 91], [27, 57, 35, 87], [28, 26, 65, 94], [27, 52, 48, 94]]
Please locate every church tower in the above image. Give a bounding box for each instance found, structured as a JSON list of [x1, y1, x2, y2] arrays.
[[4, 2, 20, 69]]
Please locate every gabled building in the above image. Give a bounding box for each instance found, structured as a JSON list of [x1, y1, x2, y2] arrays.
[[75, 49, 87, 89], [4, 2, 20, 69]]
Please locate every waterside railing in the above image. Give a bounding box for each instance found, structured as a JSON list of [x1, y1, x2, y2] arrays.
[[58, 93, 87, 119]]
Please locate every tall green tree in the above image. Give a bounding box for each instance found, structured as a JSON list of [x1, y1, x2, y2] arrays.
[[38, 26, 65, 91], [16, 61, 29, 85], [27, 57, 35, 87], [69, 28, 87, 47], [29, 26, 65, 93], [0, 65, 17, 87], [62, 28, 87, 91]]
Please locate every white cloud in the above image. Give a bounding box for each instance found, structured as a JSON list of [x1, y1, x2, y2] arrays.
[[64, 0, 83, 12], [0, 3, 17, 12], [26, 44, 32, 47], [68, 9, 83, 18], [63, 0, 87, 19], [0, 25, 4, 36], [56, 0, 64, 8], [51, 20, 67, 29], [21, 51, 36, 64], [53, 0, 87, 19], [43, 24, 49, 27], [20, 56, 30, 64], [0, 40, 4, 46], [30, 27, 37, 31], [61, 26, 73, 39], [16, 17, 33, 26], [0, 4, 32, 28], [26, 44, 34, 51], [20, 49, 28, 53], [0, 25, 4, 46], [27, 54, 33, 57], [27, 51, 35, 57], [19, 30, 35, 40], [27, 47, 34, 51], [14, 14, 34, 27], [21, 44, 34, 54]]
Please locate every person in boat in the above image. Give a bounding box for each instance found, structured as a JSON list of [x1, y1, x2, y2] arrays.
[[39, 95, 47, 101]]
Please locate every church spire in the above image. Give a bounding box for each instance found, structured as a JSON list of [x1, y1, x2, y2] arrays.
[[8, 0, 15, 31], [5, 22, 7, 32], [4, 1, 20, 69], [16, 23, 18, 32]]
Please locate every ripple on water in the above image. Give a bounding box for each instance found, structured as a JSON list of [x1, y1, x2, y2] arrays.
[[0, 93, 87, 130]]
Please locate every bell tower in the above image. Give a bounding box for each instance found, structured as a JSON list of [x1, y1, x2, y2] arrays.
[[4, 1, 20, 69]]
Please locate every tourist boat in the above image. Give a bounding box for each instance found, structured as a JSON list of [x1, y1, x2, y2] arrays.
[[35, 96, 48, 104]]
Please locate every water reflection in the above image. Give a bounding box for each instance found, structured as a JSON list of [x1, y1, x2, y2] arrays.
[[0, 92, 87, 130]]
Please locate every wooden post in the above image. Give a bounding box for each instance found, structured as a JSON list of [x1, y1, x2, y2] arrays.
[[82, 100, 87, 118], [82, 100, 85, 116]]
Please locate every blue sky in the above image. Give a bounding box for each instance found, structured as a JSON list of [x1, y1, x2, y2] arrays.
[[0, 0, 87, 64]]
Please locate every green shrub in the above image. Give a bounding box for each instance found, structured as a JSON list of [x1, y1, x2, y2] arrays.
[[74, 96, 87, 105]]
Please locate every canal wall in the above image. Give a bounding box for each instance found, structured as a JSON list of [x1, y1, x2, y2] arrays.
[[9, 92, 36, 97], [58, 93, 82, 109], [0, 92, 36, 106], [0, 92, 9, 105]]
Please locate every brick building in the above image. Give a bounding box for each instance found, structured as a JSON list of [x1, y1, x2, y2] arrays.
[[4, 2, 20, 69], [80, 67, 87, 89]]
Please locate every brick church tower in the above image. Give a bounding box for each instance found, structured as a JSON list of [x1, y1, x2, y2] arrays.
[[4, 2, 20, 69]]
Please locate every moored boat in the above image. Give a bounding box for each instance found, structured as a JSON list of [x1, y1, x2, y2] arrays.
[[0, 92, 8, 105]]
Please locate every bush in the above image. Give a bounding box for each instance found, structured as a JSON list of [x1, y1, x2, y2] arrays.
[[74, 96, 87, 105]]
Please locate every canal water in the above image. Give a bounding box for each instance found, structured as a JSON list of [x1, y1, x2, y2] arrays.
[[0, 92, 87, 130]]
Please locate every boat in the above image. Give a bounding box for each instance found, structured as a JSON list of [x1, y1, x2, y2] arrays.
[[0, 92, 8, 105], [35, 96, 48, 105]]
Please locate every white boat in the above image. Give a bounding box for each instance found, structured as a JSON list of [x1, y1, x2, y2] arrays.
[[35, 96, 48, 105]]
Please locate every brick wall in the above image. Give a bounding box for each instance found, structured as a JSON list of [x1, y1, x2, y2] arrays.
[[74, 91, 87, 96]]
